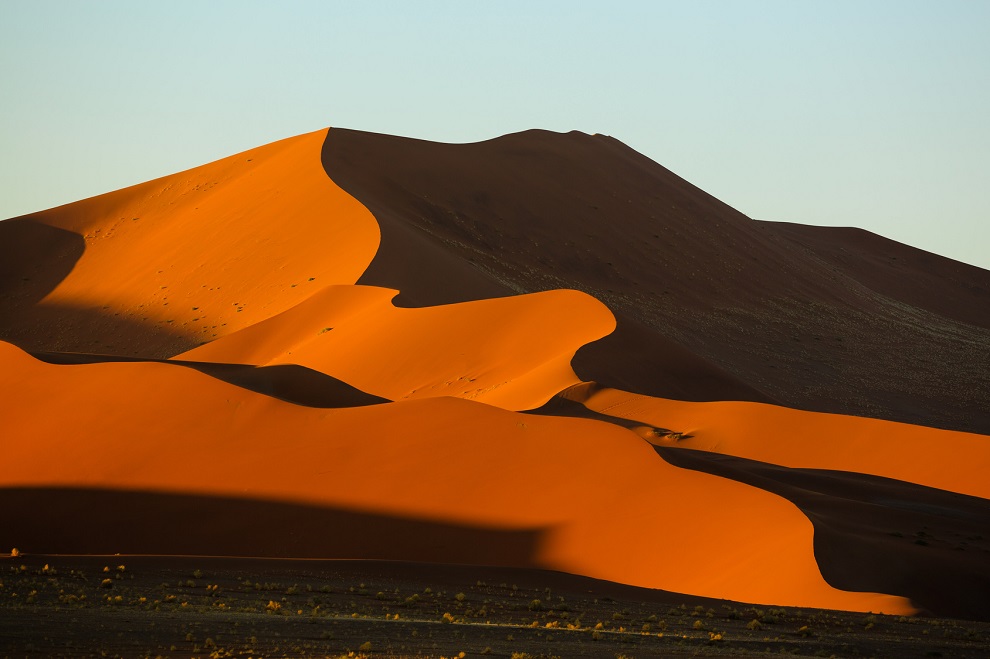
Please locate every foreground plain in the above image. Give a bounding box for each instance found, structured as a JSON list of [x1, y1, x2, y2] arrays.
[[4, 555, 990, 659]]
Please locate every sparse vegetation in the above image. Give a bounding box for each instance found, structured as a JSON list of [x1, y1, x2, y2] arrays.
[[2, 556, 987, 658]]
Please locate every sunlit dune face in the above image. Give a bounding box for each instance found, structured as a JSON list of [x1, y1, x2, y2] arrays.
[[178, 286, 616, 411], [23, 129, 379, 357], [0, 342, 911, 614], [565, 385, 990, 500]]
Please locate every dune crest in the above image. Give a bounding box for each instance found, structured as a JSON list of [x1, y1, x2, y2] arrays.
[[1, 128, 379, 357], [178, 285, 616, 411], [564, 384, 990, 500]]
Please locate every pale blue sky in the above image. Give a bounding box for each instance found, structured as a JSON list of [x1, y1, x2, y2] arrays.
[[2, 1, 988, 269]]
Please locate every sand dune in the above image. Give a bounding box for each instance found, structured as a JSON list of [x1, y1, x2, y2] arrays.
[[0, 129, 378, 357], [178, 285, 615, 410], [323, 128, 990, 435], [0, 342, 909, 613], [1, 125, 986, 620], [658, 448, 990, 620], [562, 383, 990, 500]]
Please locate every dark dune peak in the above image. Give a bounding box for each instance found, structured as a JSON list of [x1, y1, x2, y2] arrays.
[[322, 128, 990, 434], [764, 221, 990, 331]]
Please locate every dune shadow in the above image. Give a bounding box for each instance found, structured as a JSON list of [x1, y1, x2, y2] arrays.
[[0, 487, 544, 567], [30, 351, 388, 408], [655, 446, 990, 621], [3, 302, 198, 357], [0, 219, 83, 305], [321, 129, 512, 308], [526, 392, 648, 431], [0, 218, 199, 356], [572, 313, 775, 404], [321, 129, 777, 403]]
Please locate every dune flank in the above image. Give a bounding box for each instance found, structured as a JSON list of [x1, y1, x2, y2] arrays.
[[0, 342, 910, 614], [323, 127, 990, 435], [563, 384, 990, 500], [0, 129, 378, 357], [178, 285, 615, 411]]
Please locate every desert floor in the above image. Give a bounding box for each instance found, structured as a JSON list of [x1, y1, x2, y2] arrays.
[[3, 554, 989, 659]]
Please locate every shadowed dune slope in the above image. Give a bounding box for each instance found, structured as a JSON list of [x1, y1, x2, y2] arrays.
[[29, 350, 388, 408], [322, 128, 990, 434], [177, 285, 615, 411], [0, 342, 910, 614], [657, 448, 990, 620], [0, 128, 379, 358], [765, 221, 990, 331]]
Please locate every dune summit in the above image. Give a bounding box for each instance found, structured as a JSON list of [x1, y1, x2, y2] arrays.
[[323, 128, 990, 435], [2, 126, 988, 621]]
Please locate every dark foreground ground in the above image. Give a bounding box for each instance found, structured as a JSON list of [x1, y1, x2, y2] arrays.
[[2, 555, 989, 659]]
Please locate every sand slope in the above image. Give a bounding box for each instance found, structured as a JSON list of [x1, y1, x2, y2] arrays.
[[561, 383, 990, 500], [0, 129, 378, 357], [323, 128, 990, 435], [177, 285, 615, 411], [657, 448, 990, 620], [0, 342, 909, 613]]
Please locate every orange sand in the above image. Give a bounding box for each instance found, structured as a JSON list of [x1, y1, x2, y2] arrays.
[[19, 128, 378, 356], [178, 285, 615, 411], [565, 384, 990, 500], [0, 342, 910, 614]]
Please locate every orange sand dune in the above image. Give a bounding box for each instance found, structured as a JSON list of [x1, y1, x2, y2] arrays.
[[0, 342, 909, 614], [564, 384, 990, 500], [1, 128, 378, 357], [178, 285, 615, 411]]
